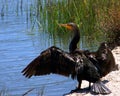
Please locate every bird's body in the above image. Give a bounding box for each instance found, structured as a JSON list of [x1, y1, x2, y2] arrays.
[[22, 23, 113, 94], [95, 42, 118, 76], [85, 42, 118, 78]]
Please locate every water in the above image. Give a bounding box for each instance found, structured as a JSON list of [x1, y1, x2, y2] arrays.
[[0, 0, 77, 96]]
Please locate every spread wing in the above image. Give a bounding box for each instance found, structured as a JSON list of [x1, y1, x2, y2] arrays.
[[22, 46, 76, 78]]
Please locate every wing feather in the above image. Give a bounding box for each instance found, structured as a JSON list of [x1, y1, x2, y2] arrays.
[[22, 46, 76, 78]]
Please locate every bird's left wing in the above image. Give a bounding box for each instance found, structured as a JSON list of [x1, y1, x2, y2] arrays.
[[22, 46, 76, 78]]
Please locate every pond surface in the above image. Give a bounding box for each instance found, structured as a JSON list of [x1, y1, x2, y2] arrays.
[[0, 0, 78, 96]]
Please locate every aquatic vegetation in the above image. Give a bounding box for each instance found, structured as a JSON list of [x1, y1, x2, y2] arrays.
[[0, 88, 9, 96], [32, 0, 120, 49]]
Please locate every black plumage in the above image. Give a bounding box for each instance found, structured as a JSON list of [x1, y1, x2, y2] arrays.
[[95, 42, 118, 76], [22, 23, 112, 94], [85, 42, 118, 77]]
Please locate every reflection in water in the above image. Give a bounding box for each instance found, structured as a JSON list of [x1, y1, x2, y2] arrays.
[[0, 0, 100, 96]]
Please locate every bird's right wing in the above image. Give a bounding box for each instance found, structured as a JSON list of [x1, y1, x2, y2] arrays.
[[22, 46, 76, 78]]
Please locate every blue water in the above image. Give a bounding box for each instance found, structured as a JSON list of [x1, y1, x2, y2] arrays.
[[0, 0, 77, 96]]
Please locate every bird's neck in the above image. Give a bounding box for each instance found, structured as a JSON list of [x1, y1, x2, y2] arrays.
[[69, 29, 80, 53]]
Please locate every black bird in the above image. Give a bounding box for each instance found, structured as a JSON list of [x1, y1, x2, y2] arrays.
[[84, 42, 118, 94], [84, 42, 118, 77], [96, 42, 118, 76], [22, 23, 111, 94]]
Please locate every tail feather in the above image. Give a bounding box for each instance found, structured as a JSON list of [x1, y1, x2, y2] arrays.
[[91, 81, 111, 94]]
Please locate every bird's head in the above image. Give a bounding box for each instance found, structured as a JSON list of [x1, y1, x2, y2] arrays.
[[100, 42, 108, 49], [59, 22, 79, 31]]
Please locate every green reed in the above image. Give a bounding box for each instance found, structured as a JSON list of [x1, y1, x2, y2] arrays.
[[31, 0, 120, 49]]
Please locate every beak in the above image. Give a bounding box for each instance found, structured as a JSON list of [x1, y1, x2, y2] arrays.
[[59, 24, 73, 30]]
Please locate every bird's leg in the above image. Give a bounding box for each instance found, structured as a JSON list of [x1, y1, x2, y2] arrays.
[[89, 82, 91, 89], [71, 80, 82, 93], [77, 80, 82, 90]]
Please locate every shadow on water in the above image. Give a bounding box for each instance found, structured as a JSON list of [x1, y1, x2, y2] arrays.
[[0, 0, 120, 96]]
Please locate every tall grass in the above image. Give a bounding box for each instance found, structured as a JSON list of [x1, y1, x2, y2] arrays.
[[32, 0, 120, 49]]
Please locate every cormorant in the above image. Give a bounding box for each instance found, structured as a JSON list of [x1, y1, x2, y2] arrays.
[[22, 23, 112, 94], [84, 42, 118, 77]]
